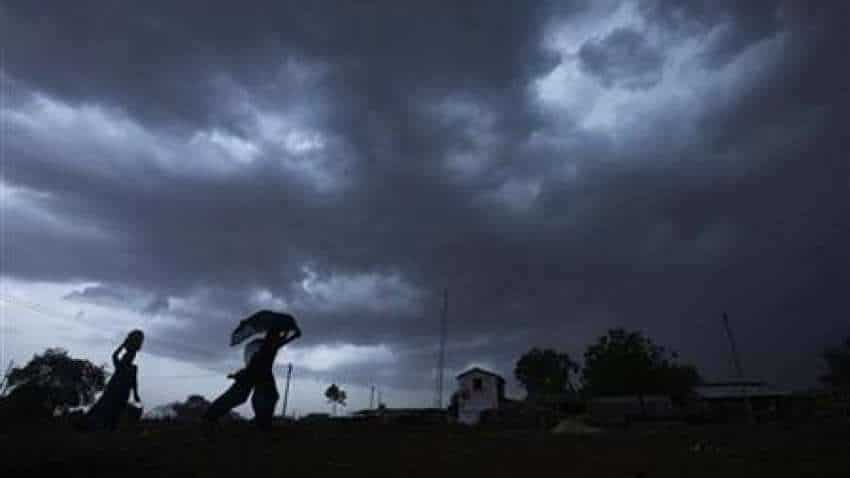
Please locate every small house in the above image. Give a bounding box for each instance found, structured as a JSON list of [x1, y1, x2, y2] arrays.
[[691, 381, 790, 422], [455, 367, 506, 425]]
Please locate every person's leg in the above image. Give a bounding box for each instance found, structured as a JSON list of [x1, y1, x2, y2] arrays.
[[103, 388, 133, 431], [204, 380, 252, 422], [251, 380, 280, 429]]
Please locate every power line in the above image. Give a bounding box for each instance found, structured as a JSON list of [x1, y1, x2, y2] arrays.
[[0, 293, 79, 322]]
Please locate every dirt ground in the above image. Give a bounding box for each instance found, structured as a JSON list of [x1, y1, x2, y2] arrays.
[[1, 420, 848, 477]]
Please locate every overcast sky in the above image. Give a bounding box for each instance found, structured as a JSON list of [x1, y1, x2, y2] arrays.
[[1, 1, 848, 415]]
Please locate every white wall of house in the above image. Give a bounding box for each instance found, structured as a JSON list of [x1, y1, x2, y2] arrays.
[[456, 371, 502, 425]]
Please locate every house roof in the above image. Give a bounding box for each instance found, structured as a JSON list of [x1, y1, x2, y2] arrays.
[[457, 367, 505, 382], [695, 382, 790, 399]]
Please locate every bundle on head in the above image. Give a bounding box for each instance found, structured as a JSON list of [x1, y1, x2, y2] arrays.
[[125, 329, 145, 351]]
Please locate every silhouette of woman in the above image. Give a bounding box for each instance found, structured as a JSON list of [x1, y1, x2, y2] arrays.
[[204, 325, 301, 429], [85, 330, 143, 431]]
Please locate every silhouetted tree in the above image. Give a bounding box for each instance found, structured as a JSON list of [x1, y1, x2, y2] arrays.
[[514, 348, 580, 399], [148, 394, 241, 422], [324, 383, 347, 416], [4, 348, 107, 416], [653, 360, 701, 406], [582, 329, 700, 408], [820, 335, 850, 393]]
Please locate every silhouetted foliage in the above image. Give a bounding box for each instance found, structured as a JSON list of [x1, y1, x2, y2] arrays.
[[582, 329, 700, 403], [820, 335, 850, 392], [5, 348, 107, 415], [324, 383, 347, 415], [150, 394, 241, 421], [514, 348, 580, 398]]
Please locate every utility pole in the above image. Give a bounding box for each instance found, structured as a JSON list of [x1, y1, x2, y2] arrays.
[[722, 312, 753, 423], [370, 385, 376, 409], [281, 363, 293, 418], [435, 288, 448, 409], [0, 360, 13, 397]]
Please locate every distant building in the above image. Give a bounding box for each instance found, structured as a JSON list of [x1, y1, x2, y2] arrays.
[[691, 381, 791, 422], [455, 367, 506, 425], [587, 395, 676, 425], [694, 381, 789, 400], [351, 407, 446, 425]]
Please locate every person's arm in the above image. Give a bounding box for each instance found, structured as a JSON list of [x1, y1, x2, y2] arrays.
[[131, 368, 141, 403], [111, 343, 124, 369]]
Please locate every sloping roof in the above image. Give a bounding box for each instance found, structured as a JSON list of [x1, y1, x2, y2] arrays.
[[695, 382, 790, 399], [457, 367, 505, 382]]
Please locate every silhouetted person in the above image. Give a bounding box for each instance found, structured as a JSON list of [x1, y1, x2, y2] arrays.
[[204, 325, 301, 429], [84, 330, 143, 431]]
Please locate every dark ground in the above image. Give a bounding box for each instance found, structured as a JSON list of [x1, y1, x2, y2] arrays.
[[1, 421, 848, 477]]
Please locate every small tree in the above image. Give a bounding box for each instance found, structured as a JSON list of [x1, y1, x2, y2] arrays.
[[324, 383, 347, 416], [5, 348, 108, 416], [583, 329, 700, 409], [514, 348, 580, 399], [821, 335, 850, 393]]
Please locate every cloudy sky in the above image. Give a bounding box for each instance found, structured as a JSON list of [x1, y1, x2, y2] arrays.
[[1, 1, 848, 415]]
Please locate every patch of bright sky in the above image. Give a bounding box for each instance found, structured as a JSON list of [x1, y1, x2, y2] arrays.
[[298, 265, 423, 316], [3, 84, 348, 194], [0, 278, 129, 367], [248, 288, 288, 311], [189, 128, 261, 164], [484, 177, 544, 213], [534, 0, 789, 151], [2, 92, 258, 177], [287, 343, 396, 373], [211, 65, 353, 194], [1, 181, 112, 248], [1, 180, 51, 206], [0, 277, 432, 414], [251, 107, 356, 193]]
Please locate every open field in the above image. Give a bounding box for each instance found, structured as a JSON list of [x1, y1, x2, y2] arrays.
[[1, 421, 848, 477]]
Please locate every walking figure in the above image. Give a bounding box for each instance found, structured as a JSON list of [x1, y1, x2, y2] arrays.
[[204, 312, 301, 429], [84, 330, 143, 430]]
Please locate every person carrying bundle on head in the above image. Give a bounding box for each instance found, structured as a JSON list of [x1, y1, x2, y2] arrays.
[[84, 329, 144, 431]]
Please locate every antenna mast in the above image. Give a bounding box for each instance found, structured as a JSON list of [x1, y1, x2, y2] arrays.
[[722, 312, 744, 378], [435, 288, 448, 408], [722, 312, 754, 423]]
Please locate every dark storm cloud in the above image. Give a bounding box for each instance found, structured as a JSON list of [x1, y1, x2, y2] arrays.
[[0, 1, 556, 133], [2, 0, 848, 393], [578, 27, 665, 90]]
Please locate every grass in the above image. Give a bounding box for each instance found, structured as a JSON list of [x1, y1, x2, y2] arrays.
[[1, 420, 848, 477]]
